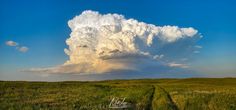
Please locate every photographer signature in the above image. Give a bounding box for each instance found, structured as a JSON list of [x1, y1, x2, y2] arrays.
[[109, 97, 131, 109]]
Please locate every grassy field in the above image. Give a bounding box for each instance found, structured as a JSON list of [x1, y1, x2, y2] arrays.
[[0, 78, 236, 110]]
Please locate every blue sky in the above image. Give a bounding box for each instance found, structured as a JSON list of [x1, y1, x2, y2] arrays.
[[0, 0, 236, 81]]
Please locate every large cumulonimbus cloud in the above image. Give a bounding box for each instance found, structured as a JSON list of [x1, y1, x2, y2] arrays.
[[27, 10, 202, 74]]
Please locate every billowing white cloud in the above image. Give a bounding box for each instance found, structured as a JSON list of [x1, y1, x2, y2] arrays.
[[5, 40, 29, 53], [5, 41, 18, 46], [27, 10, 202, 74]]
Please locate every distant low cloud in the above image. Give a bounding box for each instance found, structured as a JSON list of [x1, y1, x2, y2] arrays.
[[5, 40, 29, 53], [26, 10, 202, 74]]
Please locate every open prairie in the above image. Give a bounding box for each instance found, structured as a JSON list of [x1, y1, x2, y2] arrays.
[[0, 78, 236, 110]]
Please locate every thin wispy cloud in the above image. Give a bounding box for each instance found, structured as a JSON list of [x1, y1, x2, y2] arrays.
[[195, 45, 202, 49], [168, 62, 189, 68], [193, 51, 200, 54]]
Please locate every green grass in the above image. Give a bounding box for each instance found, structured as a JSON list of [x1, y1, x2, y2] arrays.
[[0, 78, 236, 110]]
